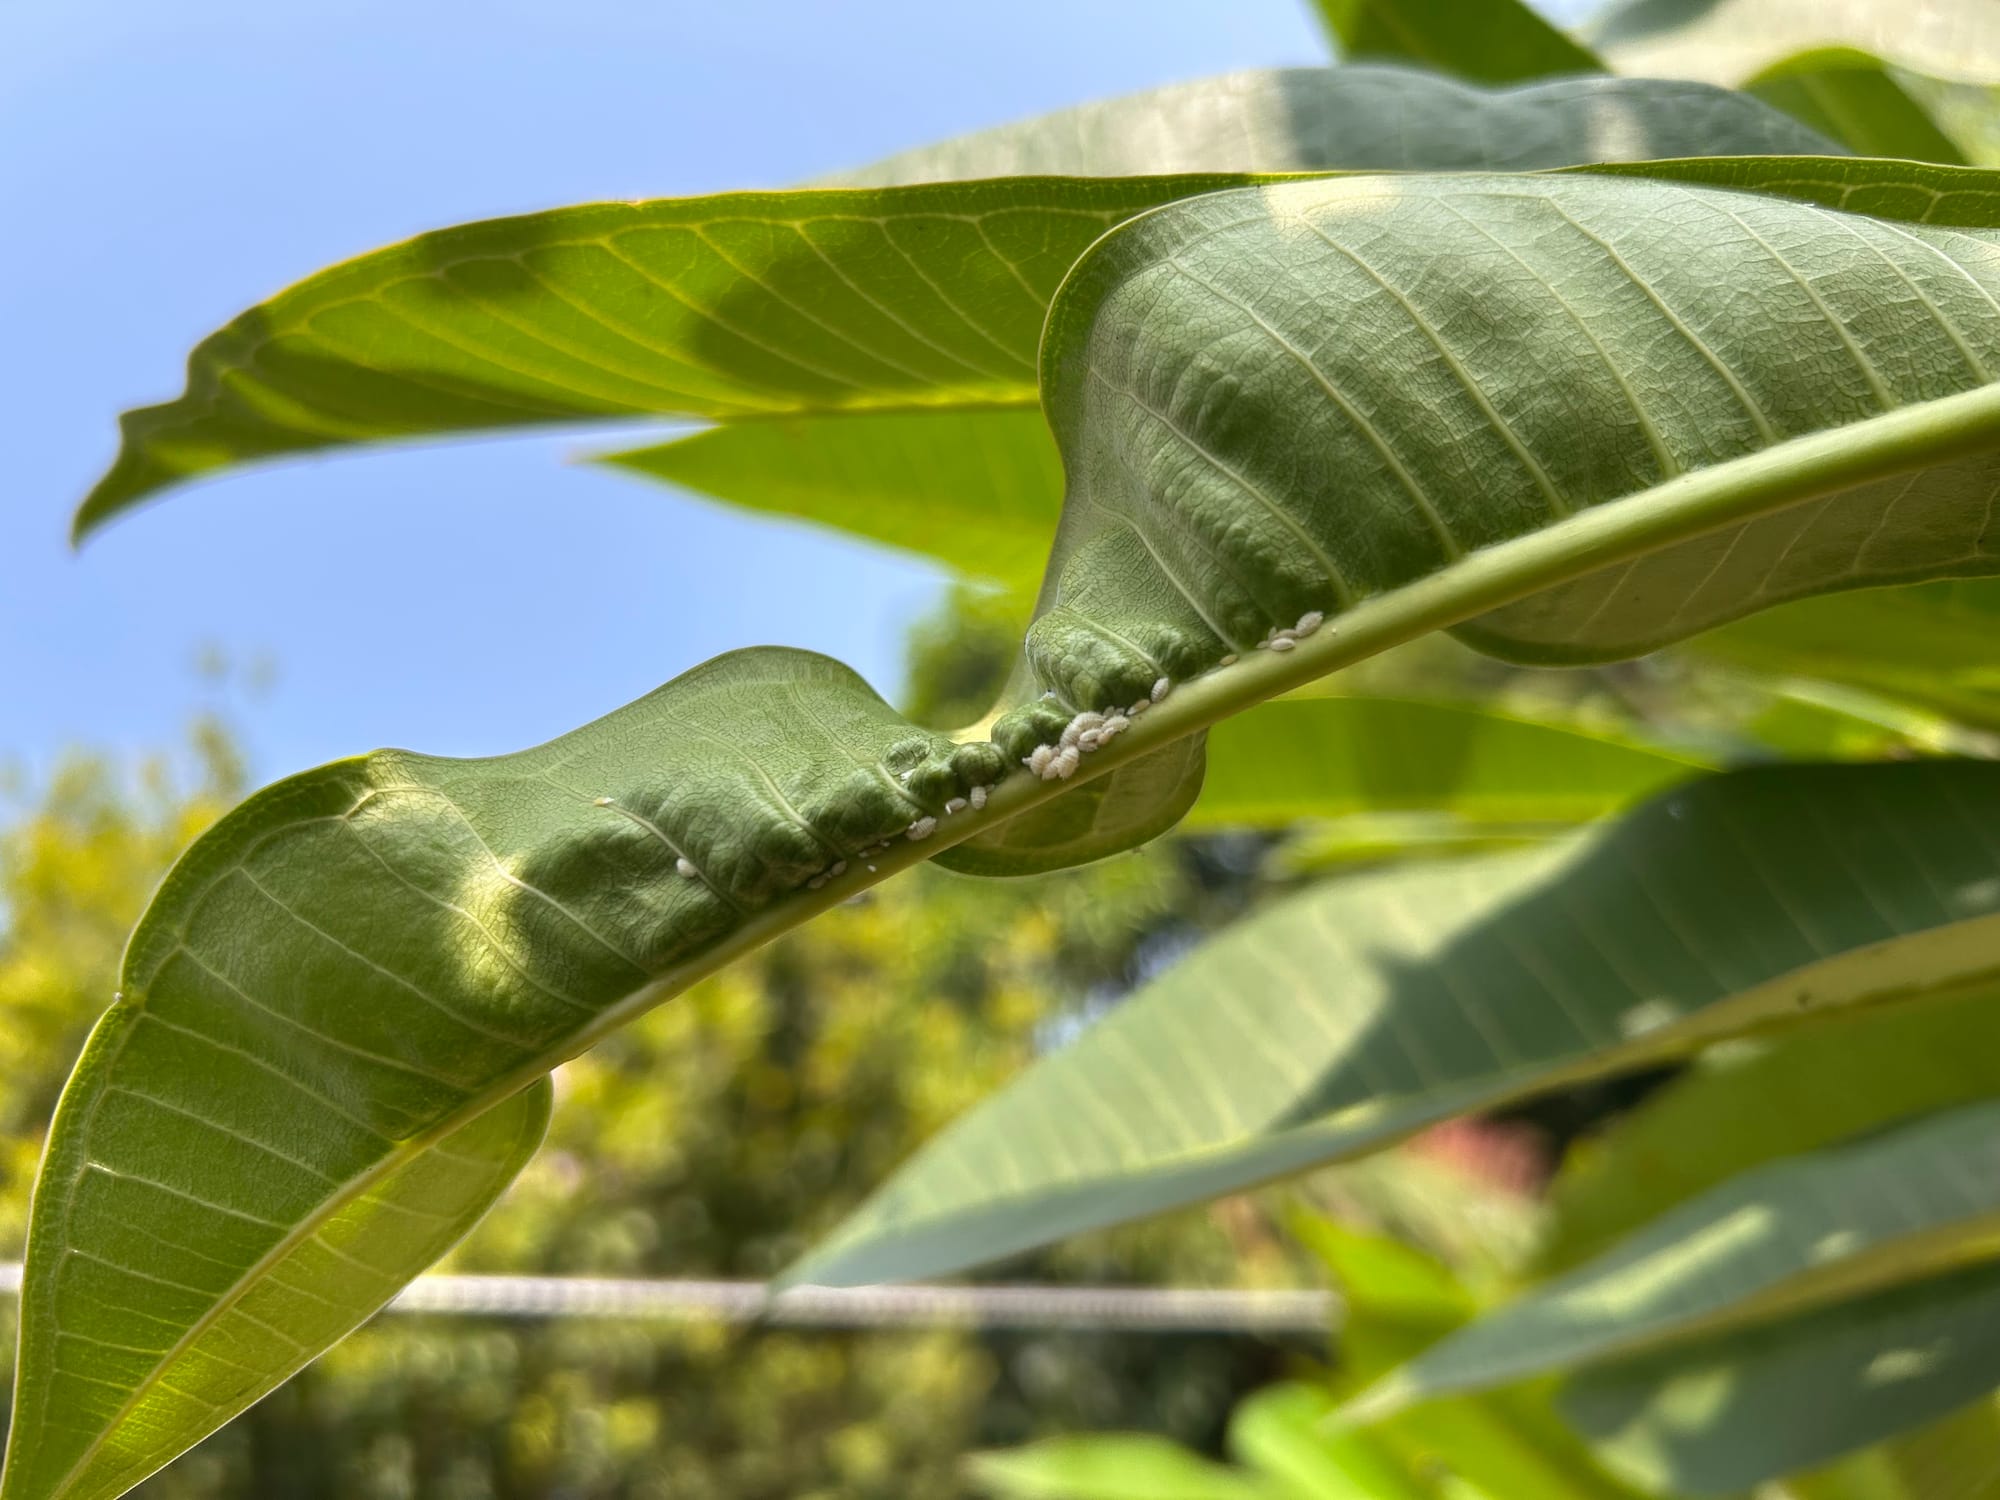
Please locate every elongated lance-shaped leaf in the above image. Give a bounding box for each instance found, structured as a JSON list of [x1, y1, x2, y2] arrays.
[[1186, 697, 1710, 832], [1, 1077, 547, 1500], [830, 66, 1821, 185], [1541, 984, 2000, 1273], [790, 763, 2000, 1290], [82, 67, 1837, 539], [1589, 0, 2000, 87], [1348, 1098, 2000, 1421], [1311, 0, 1603, 85], [35, 161, 2000, 1497], [1697, 576, 2000, 730], [1745, 48, 1969, 164], [1559, 1261, 2000, 1494]]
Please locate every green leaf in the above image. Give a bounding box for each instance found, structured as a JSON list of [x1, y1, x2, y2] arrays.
[[0, 1077, 547, 1500], [1696, 578, 2000, 730], [1589, 0, 2000, 88], [1790, 1395, 2000, 1500], [72, 175, 1192, 539], [790, 763, 2000, 1290], [1312, 0, 1604, 85], [598, 407, 1064, 587], [1349, 1099, 2000, 1419], [1541, 985, 2000, 1274], [85, 68, 1838, 538], [1746, 49, 1968, 164], [1559, 1261, 2000, 1493], [1228, 1383, 1433, 1500], [1186, 697, 1708, 832], [967, 1436, 1286, 1500], [835, 66, 1818, 185], [38, 157, 2000, 1492]]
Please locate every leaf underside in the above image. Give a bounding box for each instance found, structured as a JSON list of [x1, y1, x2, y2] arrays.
[[34, 146, 2000, 1500], [78, 67, 1836, 540]]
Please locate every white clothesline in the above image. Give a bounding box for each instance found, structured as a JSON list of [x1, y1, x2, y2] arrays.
[[0, 1263, 1335, 1333]]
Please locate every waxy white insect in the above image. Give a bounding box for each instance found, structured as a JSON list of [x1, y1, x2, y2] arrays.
[[1099, 713, 1130, 742], [808, 874, 828, 890], [1151, 677, 1171, 703], [1217, 654, 1239, 667], [1295, 611, 1325, 636], [593, 796, 613, 807], [969, 785, 989, 811], [830, 860, 848, 876], [676, 857, 699, 879], [944, 797, 968, 815], [907, 816, 938, 840], [1052, 746, 1081, 779], [1026, 744, 1056, 777], [1128, 698, 1150, 716], [1269, 635, 1297, 652]]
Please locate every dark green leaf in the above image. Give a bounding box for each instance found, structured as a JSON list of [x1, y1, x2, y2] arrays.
[[791, 765, 2000, 1290], [1560, 1262, 2000, 1493], [1312, 0, 1603, 85]]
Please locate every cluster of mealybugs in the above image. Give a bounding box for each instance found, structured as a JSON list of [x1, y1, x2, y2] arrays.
[[631, 608, 1334, 901]]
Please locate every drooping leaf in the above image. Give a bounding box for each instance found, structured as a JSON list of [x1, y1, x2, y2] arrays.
[[1186, 697, 1708, 833], [1541, 984, 2000, 1273], [1348, 1098, 2000, 1420], [34, 158, 2000, 1494], [1559, 1261, 2000, 1494], [790, 763, 2000, 1290], [1745, 48, 1968, 164], [1311, 0, 1603, 85], [71, 176, 1194, 539], [0, 1077, 548, 1500], [85, 68, 1838, 538]]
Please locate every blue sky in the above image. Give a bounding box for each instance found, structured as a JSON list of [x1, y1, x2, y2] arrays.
[[2, 0, 1344, 787]]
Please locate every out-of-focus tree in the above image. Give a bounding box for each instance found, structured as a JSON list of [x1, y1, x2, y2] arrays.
[[0, 647, 1310, 1498]]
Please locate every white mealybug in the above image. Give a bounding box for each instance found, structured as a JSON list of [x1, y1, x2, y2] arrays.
[[1100, 714, 1129, 741], [1026, 744, 1056, 777], [1128, 698, 1150, 716], [898, 768, 914, 782], [969, 785, 989, 810], [1295, 611, 1324, 636], [831, 860, 848, 876], [1053, 746, 1081, 779], [1269, 636, 1297, 652], [808, 874, 828, 890], [866, 863, 878, 872], [676, 856, 699, 879], [593, 796, 613, 807], [1078, 729, 1102, 752], [907, 816, 938, 840], [1151, 677, 1171, 703], [944, 797, 968, 815], [1218, 654, 1238, 667]]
